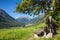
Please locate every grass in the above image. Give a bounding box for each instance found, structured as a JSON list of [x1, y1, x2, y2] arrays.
[[0, 23, 60, 40]]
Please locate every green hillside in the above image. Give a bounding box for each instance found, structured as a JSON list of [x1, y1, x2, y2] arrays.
[[0, 9, 24, 28], [0, 23, 60, 40]]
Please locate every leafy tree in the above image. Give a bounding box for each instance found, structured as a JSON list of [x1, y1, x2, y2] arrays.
[[15, 0, 60, 26], [16, 0, 52, 15], [52, 0, 60, 26]]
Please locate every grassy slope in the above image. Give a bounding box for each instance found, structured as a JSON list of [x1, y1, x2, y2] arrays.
[[0, 23, 60, 40]]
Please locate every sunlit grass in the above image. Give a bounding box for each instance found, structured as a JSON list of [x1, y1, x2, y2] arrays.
[[0, 23, 60, 40]]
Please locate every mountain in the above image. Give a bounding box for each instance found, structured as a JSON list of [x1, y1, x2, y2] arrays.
[[0, 9, 23, 28], [30, 15, 44, 24], [16, 16, 31, 24], [25, 15, 44, 26]]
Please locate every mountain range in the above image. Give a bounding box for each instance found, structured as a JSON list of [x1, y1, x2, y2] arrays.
[[16, 16, 31, 24], [0, 9, 44, 28], [0, 9, 23, 28], [25, 15, 44, 26]]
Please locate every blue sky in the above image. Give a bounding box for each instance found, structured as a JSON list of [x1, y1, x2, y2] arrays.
[[0, 0, 44, 19], [0, 0, 33, 19]]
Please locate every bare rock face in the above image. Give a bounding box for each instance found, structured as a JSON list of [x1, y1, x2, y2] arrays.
[[34, 26, 49, 37], [42, 32, 53, 38], [34, 34, 39, 38], [46, 32, 53, 38], [34, 32, 53, 38], [34, 26, 53, 38], [34, 28, 44, 37]]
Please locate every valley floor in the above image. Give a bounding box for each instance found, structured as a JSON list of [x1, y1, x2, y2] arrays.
[[0, 23, 60, 40]]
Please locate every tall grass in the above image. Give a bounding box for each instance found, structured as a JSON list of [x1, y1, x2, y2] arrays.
[[0, 23, 60, 40], [0, 23, 45, 40]]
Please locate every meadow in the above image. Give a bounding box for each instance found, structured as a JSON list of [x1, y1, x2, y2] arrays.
[[0, 23, 60, 40]]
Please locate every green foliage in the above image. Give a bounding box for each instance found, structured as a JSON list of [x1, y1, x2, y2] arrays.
[[52, 1, 60, 26], [15, 0, 51, 15]]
